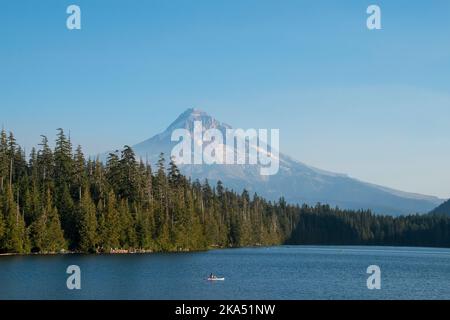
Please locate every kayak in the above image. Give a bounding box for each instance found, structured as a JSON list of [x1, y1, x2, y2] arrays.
[[207, 277, 225, 281]]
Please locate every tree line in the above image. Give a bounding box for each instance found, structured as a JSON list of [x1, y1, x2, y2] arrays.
[[287, 204, 450, 247], [0, 129, 291, 253], [0, 128, 449, 254]]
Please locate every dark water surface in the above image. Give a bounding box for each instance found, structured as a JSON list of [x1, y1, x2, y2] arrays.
[[1, 246, 450, 300]]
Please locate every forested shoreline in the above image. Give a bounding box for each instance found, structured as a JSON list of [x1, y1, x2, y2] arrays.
[[0, 128, 449, 255]]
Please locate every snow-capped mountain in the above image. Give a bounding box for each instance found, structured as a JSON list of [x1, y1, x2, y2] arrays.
[[113, 108, 445, 216]]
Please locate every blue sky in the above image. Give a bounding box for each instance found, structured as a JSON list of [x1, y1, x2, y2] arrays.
[[1, 0, 450, 198]]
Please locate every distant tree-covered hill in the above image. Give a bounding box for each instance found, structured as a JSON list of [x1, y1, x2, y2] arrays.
[[430, 199, 450, 216]]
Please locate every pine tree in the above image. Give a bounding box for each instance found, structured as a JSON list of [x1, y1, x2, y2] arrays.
[[2, 187, 29, 253], [78, 186, 98, 253], [29, 209, 46, 252], [24, 149, 41, 225], [119, 146, 138, 202], [50, 183, 73, 244], [136, 210, 153, 250], [118, 199, 137, 249], [43, 193, 66, 252], [54, 129, 73, 186], [99, 191, 121, 251], [106, 152, 121, 195], [0, 129, 8, 192], [37, 135, 54, 192], [154, 153, 170, 247], [73, 145, 86, 201], [30, 191, 66, 253]]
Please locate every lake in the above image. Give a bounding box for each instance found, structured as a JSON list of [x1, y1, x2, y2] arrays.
[[1, 246, 450, 300]]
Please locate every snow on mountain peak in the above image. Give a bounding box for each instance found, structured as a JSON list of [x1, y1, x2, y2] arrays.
[[165, 108, 232, 133]]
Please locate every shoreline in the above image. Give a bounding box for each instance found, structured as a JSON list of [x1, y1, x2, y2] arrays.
[[0, 245, 238, 257], [3, 243, 450, 257]]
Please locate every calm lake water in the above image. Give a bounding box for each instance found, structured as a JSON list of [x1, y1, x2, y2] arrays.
[[1, 246, 450, 300]]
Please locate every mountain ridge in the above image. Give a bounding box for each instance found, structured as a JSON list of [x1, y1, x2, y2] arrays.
[[102, 108, 445, 216]]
